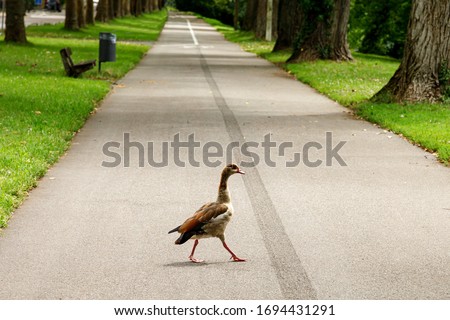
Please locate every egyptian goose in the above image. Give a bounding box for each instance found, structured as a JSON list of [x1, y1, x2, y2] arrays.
[[168, 164, 246, 263]]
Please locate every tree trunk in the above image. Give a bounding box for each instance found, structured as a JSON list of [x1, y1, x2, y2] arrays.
[[135, 0, 143, 16], [130, 0, 135, 15], [122, 0, 131, 16], [329, 0, 352, 60], [150, 0, 156, 12], [255, 0, 266, 38], [233, 0, 239, 30], [116, 0, 124, 17], [86, 0, 95, 25], [152, 0, 156, 11], [242, 0, 278, 39], [131, 0, 141, 16], [288, 0, 353, 62], [273, 0, 302, 51], [373, 0, 450, 102], [148, 0, 152, 11], [77, 0, 86, 28], [131, 0, 142, 17], [109, 0, 115, 19], [271, 0, 279, 39], [242, 0, 258, 31], [5, 0, 27, 43], [96, 0, 110, 22], [65, 0, 79, 30]]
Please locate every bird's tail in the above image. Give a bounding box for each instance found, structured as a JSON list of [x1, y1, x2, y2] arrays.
[[174, 232, 195, 245], [168, 226, 180, 234]]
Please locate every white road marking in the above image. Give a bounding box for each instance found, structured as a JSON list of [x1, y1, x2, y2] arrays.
[[183, 45, 214, 49], [186, 19, 199, 46]]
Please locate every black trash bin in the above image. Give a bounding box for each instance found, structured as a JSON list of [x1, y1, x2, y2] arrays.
[[99, 32, 116, 71]]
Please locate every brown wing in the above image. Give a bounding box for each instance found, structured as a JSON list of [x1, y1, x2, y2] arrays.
[[177, 202, 229, 233]]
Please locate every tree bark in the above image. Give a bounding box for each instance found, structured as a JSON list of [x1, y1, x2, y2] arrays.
[[255, 0, 266, 38], [150, 0, 157, 11], [136, 0, 143, 16], [77, 0, 86, 28], [241, 0, 278, 39], [234, 0, 239, 30], [288, 0, 353, 62], [273, 0, 302, 51], [130, 0, 135, 15], [271, 0, 279, 39], [86, 0, 95, 24], [96, 0, 110, 22], [373, 0, 450, 102], [329, 0, 352, 60], [109, 0, 115, 19], [113, 0, 122, 18], [65, 0, 79, 30], [5, 0, 27, 43], [122, 0, 131, 16], [131, 0, 142, 16], [242, 0, 258, 31]]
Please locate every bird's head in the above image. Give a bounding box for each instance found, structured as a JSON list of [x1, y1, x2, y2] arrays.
[[224, 163, 245, 176]]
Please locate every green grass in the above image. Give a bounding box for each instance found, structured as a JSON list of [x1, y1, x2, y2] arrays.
[[203, 17, 275, 56], [0, 10, 167, 228], [285, 53, 400, 106], [357, 102, 450, 162], [203, 17, 450, 165]]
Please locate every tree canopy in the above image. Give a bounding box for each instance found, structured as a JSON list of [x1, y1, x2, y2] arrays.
[[349, 0, 411, 59]]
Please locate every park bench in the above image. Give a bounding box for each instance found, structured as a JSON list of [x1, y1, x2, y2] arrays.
[[59, 47, 96, 78]]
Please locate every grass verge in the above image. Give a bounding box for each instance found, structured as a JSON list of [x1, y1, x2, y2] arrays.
[[0, 10, 167, 228], [203, 17, 450, 165]]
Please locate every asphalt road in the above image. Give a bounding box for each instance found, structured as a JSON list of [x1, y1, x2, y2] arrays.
[[24, 10, 65, 27], [0, 13, 449, 299]]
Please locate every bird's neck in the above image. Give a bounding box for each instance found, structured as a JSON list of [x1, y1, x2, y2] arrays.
[[217, 172, 231, 203]]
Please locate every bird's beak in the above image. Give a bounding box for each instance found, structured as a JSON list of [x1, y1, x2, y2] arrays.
[[238, 169, 245, 175]]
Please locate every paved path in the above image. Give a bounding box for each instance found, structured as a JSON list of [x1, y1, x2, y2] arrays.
[[1, 13, 449, 299], [24, 10, 65, 27]]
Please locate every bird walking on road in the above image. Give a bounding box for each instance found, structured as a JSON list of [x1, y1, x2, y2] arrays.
[[168, 164, 246, 263]]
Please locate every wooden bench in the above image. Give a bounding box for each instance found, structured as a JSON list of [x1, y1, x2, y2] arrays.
[[60, 47, 96, 78]]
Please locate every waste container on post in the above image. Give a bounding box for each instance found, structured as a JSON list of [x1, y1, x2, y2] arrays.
[[98, 32, 116, 72]]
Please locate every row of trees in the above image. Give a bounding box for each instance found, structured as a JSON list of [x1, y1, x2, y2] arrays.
[[97, 0, 164, 22], [4, 0, 450, 103], [3, 0, 164, 42], [238, 0, 450, 103], [182, 0, 448, 103], [66, 0, 164, 29], [241, 0, 411, 59]]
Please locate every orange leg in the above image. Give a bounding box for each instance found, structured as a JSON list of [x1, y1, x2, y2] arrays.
[[222, 240, 246, 262], [188, 239, 204, 263]]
